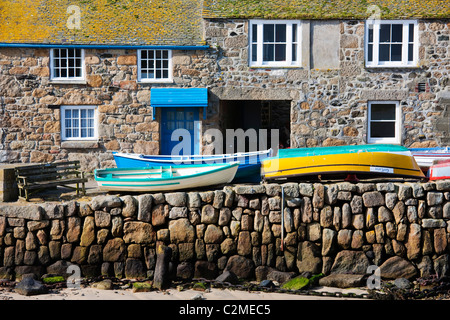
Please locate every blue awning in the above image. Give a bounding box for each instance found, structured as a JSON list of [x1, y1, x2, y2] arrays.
[[151, 88, 208, 119]]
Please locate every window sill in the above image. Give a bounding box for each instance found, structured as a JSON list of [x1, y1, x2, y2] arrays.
[[49, 80, 87, 85], [61, 141, 99, 149], [138, 80, 174, 84], [249, 65, 303, 69], [365, 64, 420, 69]]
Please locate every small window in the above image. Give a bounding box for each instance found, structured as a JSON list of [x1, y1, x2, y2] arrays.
[[50, 48, 84, 81], [250, 20, 301, 67], [365, 20, 418, 68], [367, 101, 401, 144], [138, 49, 172, 82], [61, 106, 97, 141]]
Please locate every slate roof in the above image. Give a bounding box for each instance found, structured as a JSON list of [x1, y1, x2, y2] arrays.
[[0, 0, 205, 46], [202, 0, 450, 19]]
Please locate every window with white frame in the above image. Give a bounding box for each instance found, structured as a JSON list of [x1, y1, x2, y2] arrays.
[[138, 49, 172, 82], [250, 20, 301, 67], [61, 106, 97, 141], [50, 48, 84, 81], [365, 20, 418, 67], [367, 101, 401, 144]]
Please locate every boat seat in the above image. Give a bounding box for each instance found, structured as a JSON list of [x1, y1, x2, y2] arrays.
[[161, 166, 173, 179]]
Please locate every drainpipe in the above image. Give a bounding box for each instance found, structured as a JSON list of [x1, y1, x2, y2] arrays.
[[281, 185, 285, 252]]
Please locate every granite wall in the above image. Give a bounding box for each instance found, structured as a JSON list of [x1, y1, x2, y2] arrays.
[[1, 181, 449, 282]]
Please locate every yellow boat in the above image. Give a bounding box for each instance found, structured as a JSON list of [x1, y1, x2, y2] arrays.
[[262, 144, 425, 181]]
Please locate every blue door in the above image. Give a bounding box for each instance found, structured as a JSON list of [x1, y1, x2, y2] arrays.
[[161, 107, 200, 155]]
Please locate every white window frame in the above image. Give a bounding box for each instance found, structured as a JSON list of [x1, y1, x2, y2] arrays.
[[49, 48, 85, 83], [137, 49, 173, 83], [249, 20, 301, 67], [61, 105, 98, 141], [365, 20, 418, 68], [367, 101, 401, 144]]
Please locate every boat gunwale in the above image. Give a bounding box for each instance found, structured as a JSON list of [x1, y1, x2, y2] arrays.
[[112, 149, 273, 162], [94, 162, 240, 183]]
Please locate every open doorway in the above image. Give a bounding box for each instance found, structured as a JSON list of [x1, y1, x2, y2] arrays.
[[220, 100, 291, 153]]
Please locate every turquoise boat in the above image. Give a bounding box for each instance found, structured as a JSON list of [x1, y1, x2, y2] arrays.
[[94, 162, 239, 192]]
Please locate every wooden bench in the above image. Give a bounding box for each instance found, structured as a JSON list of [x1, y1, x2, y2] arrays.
[[15, 161, 87, 201]]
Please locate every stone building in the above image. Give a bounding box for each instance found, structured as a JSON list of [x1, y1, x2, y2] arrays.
[[0, 0, 449, 171]]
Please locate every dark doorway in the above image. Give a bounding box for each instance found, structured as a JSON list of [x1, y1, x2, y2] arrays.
[[220, 100, 291, 153]]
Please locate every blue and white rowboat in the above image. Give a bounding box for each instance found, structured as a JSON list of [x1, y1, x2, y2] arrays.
[[112, 149, 273, 183], [409, 147, 450, 170], [94, 162, 240, 192]]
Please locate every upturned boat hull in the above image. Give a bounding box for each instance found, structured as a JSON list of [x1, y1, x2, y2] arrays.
[[95, 162, 239, 192], [112, 149, 272, 183], [428, 160, 450, 181], [262, 145, 425, 181], [409, 147, 450, 170]]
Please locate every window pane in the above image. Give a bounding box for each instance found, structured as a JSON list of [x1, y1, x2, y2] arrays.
[[263, 44, 274, 61], [75, 69, 81, 78], [391, 24, 403, 42], [368, 44, 373, 62], [141, 60, 147, 69], [156, 50, 161, 59], [162, 50, 168, 59], [368, 28, 373, 43], [54, 49, 60, 58], [292, 24, 297, 42], [156, 70, 161, 78], [275, 44, 286, 61], [163, 60, 168, 68], [141, 50, 147, 59], [60, 49, 67, 58], [292, 44, 297, 62], [88, 128, 94, 137], [371, 104, 396, 120], [66, 129, 71, 138], [391, 44, 402, 61], [408, 44, 414, 61], [81, 128, 87, 138], [252, 24, 258, 42], [370, 122, 396, 138], [380, 24, 391, 42], [263, 24, 274, 42], [88, 109, 94, 118], [409, 24, 414, 42], [68, 68, 75, 77], [252, 44, 258, 61], [61, 69, 67, 77], [275, 24, 286, 42], [186, 112, 194, 121], [379, 44, 390, 61], [176, 111, 184, 120], [163, 70, 168, 78]]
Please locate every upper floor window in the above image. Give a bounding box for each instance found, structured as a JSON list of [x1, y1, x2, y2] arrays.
[[365, 20, 418, 68], [249, 20, 301, 67], [50, 48, 85, 81], [61, 105, 97, 141], [138, 49, 172, 82]]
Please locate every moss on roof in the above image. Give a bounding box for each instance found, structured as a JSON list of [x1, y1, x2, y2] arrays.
[[0, 0, 205, 46], [202, 0, 450, 19]]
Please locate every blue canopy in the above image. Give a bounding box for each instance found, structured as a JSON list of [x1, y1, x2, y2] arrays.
[[150, 88, 208, 119]]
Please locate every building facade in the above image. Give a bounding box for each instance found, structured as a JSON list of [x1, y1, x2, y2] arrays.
[[0, 0, 449, 171]]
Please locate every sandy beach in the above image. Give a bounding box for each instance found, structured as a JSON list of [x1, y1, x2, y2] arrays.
[[0, 285, 369, 300]]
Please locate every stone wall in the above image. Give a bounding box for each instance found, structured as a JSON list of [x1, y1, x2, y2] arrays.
[[1, 181, 450, 282]]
